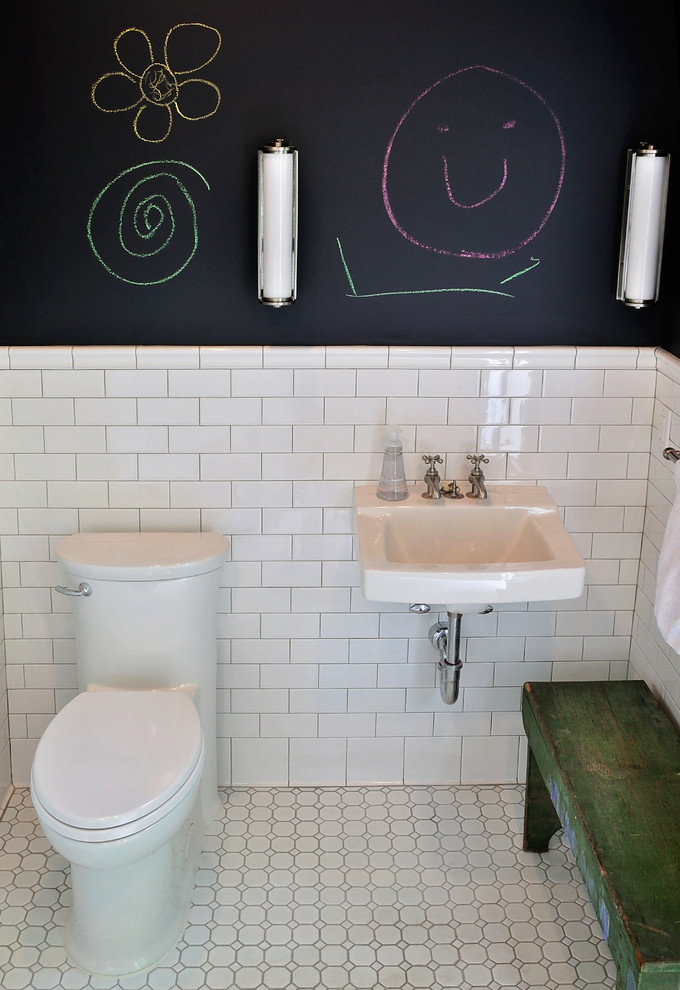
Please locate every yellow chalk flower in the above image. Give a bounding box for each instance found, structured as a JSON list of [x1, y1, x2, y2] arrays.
[[92, 23, 221, 143]]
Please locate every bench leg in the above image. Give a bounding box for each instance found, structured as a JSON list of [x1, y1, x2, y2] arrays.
[[523, 746, 561, 852], [615, 967, 629, 990]]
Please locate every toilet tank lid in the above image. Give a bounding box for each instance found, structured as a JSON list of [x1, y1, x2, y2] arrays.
[[56, 532, 229, 581]]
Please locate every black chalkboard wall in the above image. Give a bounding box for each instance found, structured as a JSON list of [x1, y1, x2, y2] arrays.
[[3, 0, 679, 347]]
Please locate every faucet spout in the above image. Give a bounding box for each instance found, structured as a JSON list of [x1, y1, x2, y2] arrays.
[[468, 473, 487, 499]]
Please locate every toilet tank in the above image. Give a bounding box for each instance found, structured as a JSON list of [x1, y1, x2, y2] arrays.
[[55, 532, 229, 693]]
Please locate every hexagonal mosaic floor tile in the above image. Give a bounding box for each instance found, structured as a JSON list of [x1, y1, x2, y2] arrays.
[[0, 785, 615, 989]]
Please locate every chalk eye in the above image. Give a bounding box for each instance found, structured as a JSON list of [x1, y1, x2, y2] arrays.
[[437, 123, 450, 133], [502, 120, 517, 129]]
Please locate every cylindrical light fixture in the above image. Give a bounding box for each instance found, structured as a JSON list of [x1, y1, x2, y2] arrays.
[[617, 143, 670, 308], [258, 138, 298, 306]]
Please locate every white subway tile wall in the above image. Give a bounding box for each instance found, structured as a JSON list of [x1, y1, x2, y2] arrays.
[[632, 349, 680, 728], [0, 343, 677, 794]]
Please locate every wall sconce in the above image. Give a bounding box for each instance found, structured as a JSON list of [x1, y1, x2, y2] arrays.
[[617, 143, 670, 308], [258, 138, 298, 306]]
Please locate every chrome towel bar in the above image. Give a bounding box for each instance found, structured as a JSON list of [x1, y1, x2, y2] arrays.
[[663, 447, 680, 462]]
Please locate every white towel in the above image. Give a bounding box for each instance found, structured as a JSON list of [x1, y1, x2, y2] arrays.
[[655, 459, 680, 652]]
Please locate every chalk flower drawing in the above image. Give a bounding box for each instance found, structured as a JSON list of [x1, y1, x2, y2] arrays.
[[92, 24, 221, 143]]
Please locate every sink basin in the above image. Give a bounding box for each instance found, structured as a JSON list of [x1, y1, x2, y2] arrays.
[[353, 483, 585, 609]]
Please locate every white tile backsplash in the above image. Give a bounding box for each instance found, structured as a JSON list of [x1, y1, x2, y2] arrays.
[[574, 346, 644, 369], [0, 344, 674, 790], [632, 349, 680, 728]]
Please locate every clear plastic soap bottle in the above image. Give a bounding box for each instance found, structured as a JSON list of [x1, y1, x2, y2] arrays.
[[377, 425, 409, 501]]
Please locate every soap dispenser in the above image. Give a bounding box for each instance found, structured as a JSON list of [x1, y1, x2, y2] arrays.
[[377, 426, 408, 501]]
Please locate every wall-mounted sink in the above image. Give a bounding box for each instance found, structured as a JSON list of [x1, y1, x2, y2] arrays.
[[353, 484, 585, 610]]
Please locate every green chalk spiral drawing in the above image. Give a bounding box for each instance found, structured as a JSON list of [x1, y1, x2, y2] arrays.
[[87, 161, 210, 285]]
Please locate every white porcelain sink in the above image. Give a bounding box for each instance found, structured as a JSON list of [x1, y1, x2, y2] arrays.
[[353, 483, 585, 609]]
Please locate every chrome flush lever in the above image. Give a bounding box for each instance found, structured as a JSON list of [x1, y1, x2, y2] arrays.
[[54, 582, 92, 597]]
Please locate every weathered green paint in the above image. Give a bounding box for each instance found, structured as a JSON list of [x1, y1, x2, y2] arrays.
[[522, 680, 680, 990], [523, 743, 561, 851]]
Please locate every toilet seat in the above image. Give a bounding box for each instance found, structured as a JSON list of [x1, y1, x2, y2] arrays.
[[31, 690, 204, 842]]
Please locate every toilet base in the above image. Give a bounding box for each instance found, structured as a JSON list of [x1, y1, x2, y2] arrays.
[[65, 794, 204, 976]]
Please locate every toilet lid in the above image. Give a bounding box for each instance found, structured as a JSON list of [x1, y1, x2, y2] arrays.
[[31, 691, 203, 831]]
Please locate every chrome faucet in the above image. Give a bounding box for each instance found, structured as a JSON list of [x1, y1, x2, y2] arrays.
[[466, 454, 489, 499], [422, 454, 463, 500], [421, 454, 443, 499]]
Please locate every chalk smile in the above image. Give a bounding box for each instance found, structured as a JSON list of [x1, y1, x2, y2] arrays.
[[442, 155, 508, 208]]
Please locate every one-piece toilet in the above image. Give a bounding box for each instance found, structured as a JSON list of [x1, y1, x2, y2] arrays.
[[30, 531, 229, 977]]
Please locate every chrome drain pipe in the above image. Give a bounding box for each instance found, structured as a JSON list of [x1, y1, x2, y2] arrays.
[[429, 608, 493, 704], [430, 611, 463, 705]]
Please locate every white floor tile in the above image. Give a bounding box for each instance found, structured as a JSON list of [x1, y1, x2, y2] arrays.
[[0, 784, 616, 989]]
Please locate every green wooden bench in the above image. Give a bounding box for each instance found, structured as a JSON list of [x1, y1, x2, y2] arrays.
[[522, 680, 680, 990]]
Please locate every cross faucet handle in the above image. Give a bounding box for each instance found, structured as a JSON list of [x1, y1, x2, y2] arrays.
[[466, 454, 489, 470], [422, 454, 443, 467]]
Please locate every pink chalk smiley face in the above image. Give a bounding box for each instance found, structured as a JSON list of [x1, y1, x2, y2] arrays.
[[382, 66, 566, 259]]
